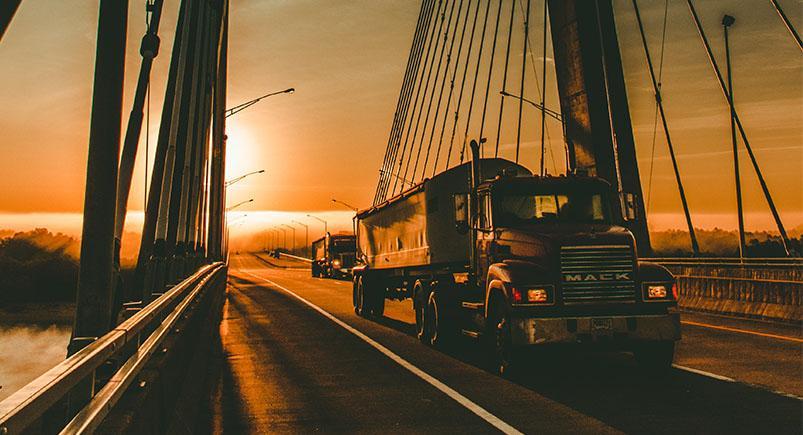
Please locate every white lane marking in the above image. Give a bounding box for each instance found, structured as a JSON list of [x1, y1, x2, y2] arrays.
[[238, 269, 524, 435], [673, 365, 803, 401]]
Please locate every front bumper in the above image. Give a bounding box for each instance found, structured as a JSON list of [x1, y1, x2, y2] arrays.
[[510, 312, 680, 346]]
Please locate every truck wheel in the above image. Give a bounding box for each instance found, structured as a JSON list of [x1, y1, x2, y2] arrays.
[[424, 292, 450, 347], [354, 276, 368, 317], [487, 300, 519, 378], [370, 282, 385, 317], [634, 341, 675, 372], [414, 281, 428, 342]]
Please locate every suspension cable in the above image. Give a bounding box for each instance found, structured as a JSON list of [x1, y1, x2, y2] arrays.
[[415, 0, 460, 182], [376, 0, 431, 203], [444, 0, 483, 169], [515, 0, 531, 163], [494, 0, 517, 158], [405, 0, 451, 188], [432, 0, 475, 176], [392, 0, 443, 197], [375, 0, 436, 203], [458, 0, 494, 164], [422, 0, 466, 179], [477, 0, 505, 158]]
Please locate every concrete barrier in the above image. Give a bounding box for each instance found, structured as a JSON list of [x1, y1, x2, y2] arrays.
[[654, 259, 802, 323]]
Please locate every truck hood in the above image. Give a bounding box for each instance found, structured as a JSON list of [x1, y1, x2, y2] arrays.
[[495, 223, 636, 263]]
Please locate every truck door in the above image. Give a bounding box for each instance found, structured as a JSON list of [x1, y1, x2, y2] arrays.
[[476, 191, 494, 286]]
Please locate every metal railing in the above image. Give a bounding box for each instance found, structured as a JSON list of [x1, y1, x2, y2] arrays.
[[647, 257, 803, 268], [279, 252, 313, 263], [0, 262, 226, 434]]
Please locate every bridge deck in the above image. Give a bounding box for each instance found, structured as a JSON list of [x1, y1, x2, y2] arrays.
[[206, 255, 802, 433]]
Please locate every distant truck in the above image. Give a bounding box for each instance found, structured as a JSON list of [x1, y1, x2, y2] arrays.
[[311, 233, 357, 279], [353, 141, 680, 375]]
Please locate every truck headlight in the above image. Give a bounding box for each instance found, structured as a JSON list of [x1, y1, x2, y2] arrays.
[[333, 259, 341, 268], [647, 285, 667, 299], [527, 288, 549, 303]]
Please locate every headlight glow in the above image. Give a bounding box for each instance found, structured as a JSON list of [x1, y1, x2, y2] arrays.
[[647, 285, 667, 299]]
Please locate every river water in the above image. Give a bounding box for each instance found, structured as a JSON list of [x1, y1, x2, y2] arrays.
[[0, 325, 71, 401]]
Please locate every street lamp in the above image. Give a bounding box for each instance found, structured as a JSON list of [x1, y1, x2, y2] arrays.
[[226, 88, 295, 118], [292, 220, 309, 257], [307, 214, 328, 237], [331, 198, 358, 212], [226, 198, 253, 211], [226, 169, 265, 187], [282, 224, 296, 254], [276, 226, 287, 250], [500, 90, 562, 122]]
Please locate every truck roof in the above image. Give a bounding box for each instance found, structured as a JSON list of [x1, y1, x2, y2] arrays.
[[357, 158, 531, 218], [480, 173, 613, 192]]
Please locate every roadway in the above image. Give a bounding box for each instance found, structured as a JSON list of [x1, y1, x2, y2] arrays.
[[206, 254, 802, 433]]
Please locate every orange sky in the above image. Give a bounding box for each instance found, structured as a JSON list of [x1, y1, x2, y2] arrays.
[[0, 0, 800, 234]]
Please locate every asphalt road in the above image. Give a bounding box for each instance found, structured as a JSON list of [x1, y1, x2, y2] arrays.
[[207, 254, 802, 434]]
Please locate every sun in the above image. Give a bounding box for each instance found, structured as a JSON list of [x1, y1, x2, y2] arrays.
[[224, 124, 257, 179]]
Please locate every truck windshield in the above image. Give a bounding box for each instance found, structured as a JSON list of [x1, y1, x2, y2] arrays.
[[493, 191, 610, 226], [330, 240, 356, 253]]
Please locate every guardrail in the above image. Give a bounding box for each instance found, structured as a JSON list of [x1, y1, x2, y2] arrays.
[[0, 262, 227, 434], [648, 257, 801, 323], [278, 252, 313, 263]]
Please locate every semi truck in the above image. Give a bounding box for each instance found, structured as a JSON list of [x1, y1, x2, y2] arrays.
[[311, 233, 357, 279], [353, 141, 680, 375]]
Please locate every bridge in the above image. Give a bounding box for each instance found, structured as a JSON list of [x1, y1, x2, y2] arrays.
[[0, 0, 801, 433]]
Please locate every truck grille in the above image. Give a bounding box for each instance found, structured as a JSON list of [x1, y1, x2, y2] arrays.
[[560, 245, 636, 304]]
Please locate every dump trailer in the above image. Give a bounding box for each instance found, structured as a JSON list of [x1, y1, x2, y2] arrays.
[[311, 233, 357, 279], [353, 142, 680, 375]]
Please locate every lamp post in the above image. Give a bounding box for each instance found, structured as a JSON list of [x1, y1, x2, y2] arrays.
[[276, 226, 287, 250], [500, 90, 562, 122], [226, 198, 253, 211], [282, 224, 296, 254], [226, 88, 295, 118], [723, 14, 746, 260], [225, 169, 265, 187], [307, 214, 328, 237], [331, 198, 358, 211], [292, 220, 309, 257]]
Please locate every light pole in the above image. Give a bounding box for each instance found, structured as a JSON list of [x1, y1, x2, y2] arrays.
[[226, 169, 265, 187], [282, 224, 296, 254], [276, 227, 287, 250], [226, 198, 253, 211], [500, 90, 562, 122], [331, 198, 358, 212], [226, 88, 295, 118], [292, 220, 309, 257], [307, 214, 328, 237], [723, 14, 745, 260]]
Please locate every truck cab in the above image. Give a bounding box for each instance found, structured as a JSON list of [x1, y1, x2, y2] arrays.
[[312, 233, 357, 279], [456, 173, 680, 374]]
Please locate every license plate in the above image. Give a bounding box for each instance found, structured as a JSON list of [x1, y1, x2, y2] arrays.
[[592, 318, 612, 331]]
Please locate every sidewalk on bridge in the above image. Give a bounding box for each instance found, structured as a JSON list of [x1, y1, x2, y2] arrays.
[[678, 309, 802, 340]]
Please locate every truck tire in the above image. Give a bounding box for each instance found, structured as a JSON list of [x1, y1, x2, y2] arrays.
[[414, 281, 429, 343], [486, 298, 520, 378], [634, 341, 675, 372], [424, 291, 453, 348], [354, 275, 368, 317]]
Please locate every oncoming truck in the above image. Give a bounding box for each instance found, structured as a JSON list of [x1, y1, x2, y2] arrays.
[[311, 233, 357, 279], [353, 141, 680, 375]]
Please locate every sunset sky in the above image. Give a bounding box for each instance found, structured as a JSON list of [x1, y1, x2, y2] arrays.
[[0, 0, 800, 237]]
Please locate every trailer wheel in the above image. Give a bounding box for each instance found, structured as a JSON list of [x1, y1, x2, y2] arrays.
[[414, 281, 429, 342], [634, 341, 675, 372], [369, 281, 385, 317], [425, 292, 451, 347], [354, 276, 368, 317]]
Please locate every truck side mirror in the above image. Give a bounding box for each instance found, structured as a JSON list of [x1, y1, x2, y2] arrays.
[[453, 193, 469, 234]]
